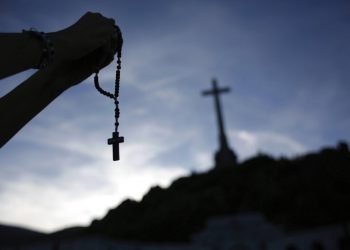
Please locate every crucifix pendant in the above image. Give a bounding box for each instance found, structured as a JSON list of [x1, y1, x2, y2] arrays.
[[107, 132, 124, 161]]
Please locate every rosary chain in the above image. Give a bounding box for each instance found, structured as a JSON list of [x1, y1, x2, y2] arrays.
[[94, 50, 122, 134], [114, 52, 121, 132], [94, 74, 115, 99]]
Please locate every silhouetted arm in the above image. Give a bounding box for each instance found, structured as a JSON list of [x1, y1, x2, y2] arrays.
[[0, 12, 121, 147], [0, 33, 42, 79], [0, 65, 67, 146], [0, 46, 116, 148], [0, 12, 118, 79]]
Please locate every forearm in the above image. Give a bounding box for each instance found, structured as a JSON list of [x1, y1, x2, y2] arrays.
[[0, 33, 42, 79], [0, 66, 70, 147]]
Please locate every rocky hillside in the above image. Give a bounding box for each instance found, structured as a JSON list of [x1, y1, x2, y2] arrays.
[[2, 142, 349, 246], [88, 142, 350, 242], [0, 224, 46, 245]]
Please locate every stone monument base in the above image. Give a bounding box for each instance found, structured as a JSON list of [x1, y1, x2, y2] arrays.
[[215, 146, 237, 169]]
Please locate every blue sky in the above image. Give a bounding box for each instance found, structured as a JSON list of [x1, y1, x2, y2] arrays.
[[0, 0, 349, 232]]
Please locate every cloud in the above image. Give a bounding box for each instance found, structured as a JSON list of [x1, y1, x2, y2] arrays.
[[0, 122, 188, 232], [229, 129, 306, 161], [0, 95, 189, 232]]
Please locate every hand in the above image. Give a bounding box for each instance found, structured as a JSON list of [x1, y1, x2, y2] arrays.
[[50, 36, 119, 89], [49, 12, 122, 62]]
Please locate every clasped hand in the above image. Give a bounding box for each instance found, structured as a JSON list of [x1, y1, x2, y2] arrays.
[[48, 12, 122, 88], [0, 12, 123, 148]]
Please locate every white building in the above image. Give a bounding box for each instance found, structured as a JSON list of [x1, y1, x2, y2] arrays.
[[192, 213, 349, 250], [192, 213, 283, 249]]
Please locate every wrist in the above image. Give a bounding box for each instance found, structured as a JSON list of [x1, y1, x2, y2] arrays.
[[47, 31, 66, 62], [23, 29, 55, 69], [21, 31, 42, 69]]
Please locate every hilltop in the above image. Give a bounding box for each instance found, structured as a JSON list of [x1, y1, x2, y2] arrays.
[[87, 142, 350, 242]]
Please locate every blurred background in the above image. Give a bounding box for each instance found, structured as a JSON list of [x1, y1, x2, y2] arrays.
[[0, 0, 349, 234]]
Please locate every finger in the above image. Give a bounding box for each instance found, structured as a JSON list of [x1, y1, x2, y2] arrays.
[[96, 13, 116, 27], [95, 42, 114, 71], [95, 22, 121, 42], [108, 18, 116, 26], [101, 50, 115, 69], [97, 54, 114, 70], [86, 11, 103, 18], [110, 33, 119, 55], [100, 33, 118, 57], [77, 45, 107, 73], [109, 26, 123, 54]]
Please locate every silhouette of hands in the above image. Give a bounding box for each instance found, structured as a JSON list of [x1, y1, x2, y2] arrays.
[[46, 12, 121, 88], [50, 12, 121, 62], [0, 12, 121, 147], [51, 37, 118, 88]]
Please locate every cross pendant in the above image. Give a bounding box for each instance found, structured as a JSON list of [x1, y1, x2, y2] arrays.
[[107, 132, 124, 161]]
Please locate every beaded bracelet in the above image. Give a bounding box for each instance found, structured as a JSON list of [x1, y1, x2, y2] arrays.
[[22, 28, 55, 69]]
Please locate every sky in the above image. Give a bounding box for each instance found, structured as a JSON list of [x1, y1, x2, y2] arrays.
[[0, 0, 349, 233]]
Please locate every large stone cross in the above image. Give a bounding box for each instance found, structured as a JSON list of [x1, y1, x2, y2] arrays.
[[202, 78, 237, 168]]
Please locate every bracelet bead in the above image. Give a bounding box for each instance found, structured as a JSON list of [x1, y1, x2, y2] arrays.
[[22, 28, 55, 69]]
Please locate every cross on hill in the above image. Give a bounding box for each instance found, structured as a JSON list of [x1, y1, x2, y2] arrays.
[[202, 78, 237, 168]]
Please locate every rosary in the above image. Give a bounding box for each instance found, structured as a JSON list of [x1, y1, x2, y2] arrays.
[[23, 26, 124, 161], [93, 27, 124, 161]]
